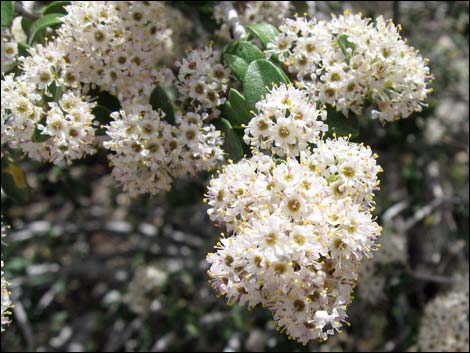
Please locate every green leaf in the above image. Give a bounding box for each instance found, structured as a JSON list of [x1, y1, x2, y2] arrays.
[[223, 53, 248, 82], [224, 40, 264, 63], [149, 86, 175, 125], [222, 101, 243, 127], [28, 13, 64, 45], [32, 116, 52, 142], [246, 23, 280, 49], [336, 34, 357, 62], [17, 42, 31, 57], [326, 107, 359, 138], [1, 1, 14, 28], [243, 59, 290, 112], [228, 88, 251, 124], [41, 1, 70, 15], [214, 118, 244, 162], [21, 16, 33, 36], [92, 105, 113, 135], [1, 154, 31, 204]]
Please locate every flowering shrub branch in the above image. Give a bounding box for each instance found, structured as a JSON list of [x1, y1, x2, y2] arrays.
[[0, 1, 433, 345]]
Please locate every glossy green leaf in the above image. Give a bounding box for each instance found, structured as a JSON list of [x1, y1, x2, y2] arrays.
[[1, 1, 14, 28], [222, 101, 243, 127], [149, 86, 175, 125], [21, 16, 33, 36], [1, 154, 31, 204], [223, 53, 249, 82], [224, 40, 264, 63], [214, 118, 244, 162], [246, 23, 280, 49], [28, 13, 64, 45], [243, 59, 290, 112], [228, 88, 251, 124], [41, 1, 70, 15]]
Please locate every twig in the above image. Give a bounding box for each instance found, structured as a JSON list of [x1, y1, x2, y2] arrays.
[[410, 271, 457, 285], [221, 1, 247, 40], [15, 1, 40, 21]]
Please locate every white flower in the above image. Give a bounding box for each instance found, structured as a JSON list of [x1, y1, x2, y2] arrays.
[[269, 12, 431, 122]]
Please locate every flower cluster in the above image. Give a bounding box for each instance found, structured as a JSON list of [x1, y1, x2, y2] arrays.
[[104, 104, 224, 197], [103, 46, 229, 196], [1, 223, 12, 332], [1, 43, 97, 164], [244, 84, 327, 156], [176, 46, 230, 119], [206, 139, 382, 344], [214, 1, 291, 41], [269, 12, 431, 122], [58, 1, 173, 104], [418, 281, 469, 352]]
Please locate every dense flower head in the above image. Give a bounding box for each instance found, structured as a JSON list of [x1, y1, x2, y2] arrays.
[[244, 84, 328, 156], [206, 147, 382, 344], [269, 12, 431, 122], [58, 1, 173, 104], [1, 42, 97, 165], [104, 104, 224, 197], [176, 46, 231, 119], [418, 282, 469, 352]]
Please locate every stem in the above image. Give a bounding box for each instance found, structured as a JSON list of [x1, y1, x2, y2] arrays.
[[15, 1, 40, 21], [221, 1, 247, 40]]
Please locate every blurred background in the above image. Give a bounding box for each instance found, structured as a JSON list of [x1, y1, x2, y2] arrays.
[[1, 1, 469, 352]]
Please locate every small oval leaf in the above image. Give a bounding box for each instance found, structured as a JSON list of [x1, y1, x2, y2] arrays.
[[41, 1, 70, 15], [228, 88, 251, 124], [213, 118, 244, 162], [246, 23, 280, 49], [28, 13, 64, 45], [243, 59, 290, 112], [224, 40, 264, 63], [223, 53, 248, 82]]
